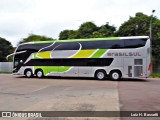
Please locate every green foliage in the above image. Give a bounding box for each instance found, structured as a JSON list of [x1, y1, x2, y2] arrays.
[[0, 37, 14, 62], [59, 30, 79, 40], [0, 72, 12, 74], [150, 73, 160, 78], [116, 12, 160, 60], [59, 22, 116, 40], [18, 34, 55, 45], [116, 12, 151, 36], [78, 22, 98, 38], [98, 23, 116, 37], [92, 31, 104, 38]]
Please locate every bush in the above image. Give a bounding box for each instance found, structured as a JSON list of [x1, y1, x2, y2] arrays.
[[150, 73, 160, 78]]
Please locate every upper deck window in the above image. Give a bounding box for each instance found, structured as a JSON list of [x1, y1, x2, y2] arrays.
[[16, 43, 51, 52], [123, 38, 147, 48], [16, 38, 148, 52]]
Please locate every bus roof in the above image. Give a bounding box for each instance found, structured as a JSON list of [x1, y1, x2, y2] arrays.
[[20, 36, 149, 45]]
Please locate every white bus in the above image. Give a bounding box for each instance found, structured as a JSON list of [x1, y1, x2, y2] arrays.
[[7, 36, 152, 80]]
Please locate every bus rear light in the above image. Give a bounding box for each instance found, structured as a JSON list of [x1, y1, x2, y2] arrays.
[[148, 63, 152, 72]]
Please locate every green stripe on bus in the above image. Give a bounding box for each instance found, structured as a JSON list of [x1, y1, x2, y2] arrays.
[[34, 66, 71, 76], [91, 49, 107, 58], [48, 66, 71, 73], [33, 37, 120, 44], [57, 37, 120, 43], [34, 40, 55, 44], [34, 66, 47, 75]]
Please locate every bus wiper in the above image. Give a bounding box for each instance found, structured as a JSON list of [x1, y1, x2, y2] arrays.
[[6, 50, 27, 60]]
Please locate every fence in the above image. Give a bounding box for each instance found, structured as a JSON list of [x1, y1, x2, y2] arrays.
[[153, 61, 160, 73], [0, 62, 12, 72]]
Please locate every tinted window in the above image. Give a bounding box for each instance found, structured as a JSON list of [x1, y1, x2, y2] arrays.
[[16, 43, 51, 52], [17, 38, 148, 52], [105, 40, 124, 49], [25, 58, 113, 66], [54, 42, 81, 50], [40, 43, 59, 51], [40, 40, 124, 51], [124, 39, 147, 48], [80, 40, 124, 49]]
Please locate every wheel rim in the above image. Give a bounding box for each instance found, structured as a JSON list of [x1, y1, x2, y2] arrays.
[[26, 71, 32, 77], [97, 72, 104, 79], [112, 72, 119, 80], [37, 71, 43, 78]]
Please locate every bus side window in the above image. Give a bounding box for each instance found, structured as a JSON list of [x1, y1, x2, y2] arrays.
[[124, 39, 146, 48], [87, 59, 97, 66], [54, 42, 80, 50]]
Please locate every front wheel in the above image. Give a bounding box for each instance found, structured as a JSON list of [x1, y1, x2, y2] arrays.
[[110, 71, 121, 80], [36, 69, 44, 78], [95, 70, 106, 80]]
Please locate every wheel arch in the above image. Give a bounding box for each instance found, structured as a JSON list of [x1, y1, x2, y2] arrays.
[[35, 68, 44, 74], [35, 68, 44, 78], [94, 69, 107, 75], [94, 69, 107, 78], [24, 68, 33, 75], [109, 69, 122, 77]]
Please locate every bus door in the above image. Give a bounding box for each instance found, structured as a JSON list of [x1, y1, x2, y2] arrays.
[[124, 58, 134, 78]]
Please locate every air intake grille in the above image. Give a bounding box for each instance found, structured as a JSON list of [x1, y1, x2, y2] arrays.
[[134, 66, 143, 77], [134, 59, 143, 77]]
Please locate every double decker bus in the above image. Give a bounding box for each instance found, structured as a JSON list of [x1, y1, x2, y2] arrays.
[[7, 36, 151, 80]]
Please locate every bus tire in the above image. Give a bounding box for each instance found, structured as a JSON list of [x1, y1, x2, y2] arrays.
[[25, 69, 33, 78], [95, 70, 106, 80], [110, 70, 121, 80], [35, 69, 44, 78]]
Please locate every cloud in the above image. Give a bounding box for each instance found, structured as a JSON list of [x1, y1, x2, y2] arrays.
[[0, 0, 160, 46]]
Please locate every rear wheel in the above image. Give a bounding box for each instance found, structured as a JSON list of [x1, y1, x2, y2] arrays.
[[95, 70, 106, 80], [110, 71, 121, 80], [36, 69, 44, 78], [25, 69, 33, 78]]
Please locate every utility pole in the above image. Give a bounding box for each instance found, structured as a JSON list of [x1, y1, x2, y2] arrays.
[[150, 10, 155, 40]]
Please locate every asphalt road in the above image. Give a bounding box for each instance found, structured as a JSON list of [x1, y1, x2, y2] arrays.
[[118, 78, 160, 120], [0, 74, 160, 120]]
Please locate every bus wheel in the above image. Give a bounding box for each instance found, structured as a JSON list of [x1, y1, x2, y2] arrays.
[[25, 69, 33, 78], [36, 69, 44, 78], [95, 70, 106, 80], [110, 71, 121, 80]]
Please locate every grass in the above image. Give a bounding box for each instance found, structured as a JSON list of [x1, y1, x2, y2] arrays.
[[150, 73, 160, 78], [0, 72, 12, 74]]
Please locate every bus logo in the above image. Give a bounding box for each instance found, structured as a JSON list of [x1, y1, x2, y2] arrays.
[[107, 52, 141, 56]]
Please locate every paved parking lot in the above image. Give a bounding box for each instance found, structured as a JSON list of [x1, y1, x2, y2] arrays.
[[0, 74, 160, 120]]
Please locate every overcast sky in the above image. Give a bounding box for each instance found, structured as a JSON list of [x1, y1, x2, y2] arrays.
[[0, 0, 160, 46]]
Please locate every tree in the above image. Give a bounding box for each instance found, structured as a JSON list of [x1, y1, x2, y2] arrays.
[[91, 31, 104, 38], [59, 22, 116, 40], [116, 12, 151, 36], [116, 12, 160, 62], [0, 37, 14, 62], [18, 34, 55, 44], [98, 23, 116, 37], [59, 30, 79, 40], [78, 22, 98, 38]]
